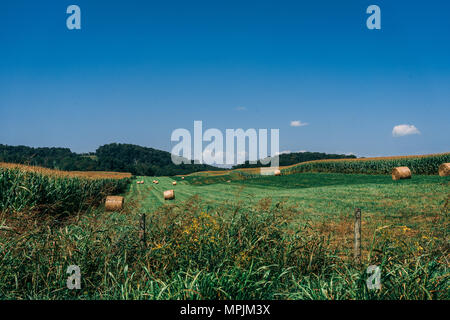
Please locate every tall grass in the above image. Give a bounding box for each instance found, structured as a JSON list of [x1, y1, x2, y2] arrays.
[[0, 197, 447, 299], [283, 153, 450, 175]]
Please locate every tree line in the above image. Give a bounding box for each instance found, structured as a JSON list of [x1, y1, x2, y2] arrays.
[[231, 151, 356, 169], [0, 144, 357, 176], [0, 143, 221, 176]]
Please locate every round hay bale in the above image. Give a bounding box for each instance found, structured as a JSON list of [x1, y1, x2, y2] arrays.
[[392, 167, 411, 180], [105, 196, 124, 211], [172, 181, 177, 186], [164, 189, 175, 200], [274, 169, 281, 176], [438, 163, 450, 177]]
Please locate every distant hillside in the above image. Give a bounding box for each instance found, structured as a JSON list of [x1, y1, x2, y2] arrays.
[[95, 143, 221, 176], [0, 143, 221, 176], [231, 151, 357, 169]]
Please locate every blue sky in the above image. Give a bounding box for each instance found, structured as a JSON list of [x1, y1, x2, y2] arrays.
[[1, 0, 449, 157]]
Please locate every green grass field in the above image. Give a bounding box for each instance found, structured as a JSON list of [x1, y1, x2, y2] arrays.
[[131, 173, 448, 221]]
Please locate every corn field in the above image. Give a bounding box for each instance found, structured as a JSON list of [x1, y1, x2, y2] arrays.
[[282, 153, 450, 175], [0, 167, 130, 215]]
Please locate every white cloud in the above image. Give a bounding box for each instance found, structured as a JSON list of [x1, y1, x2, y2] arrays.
[[392, 124, 420, 137], [290, 120, 308, 127], [274, 150, 291, 156], [235, 106, 247, 111]]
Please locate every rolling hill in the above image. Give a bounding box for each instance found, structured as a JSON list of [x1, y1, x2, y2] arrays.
[[0, 143, 221, 176]]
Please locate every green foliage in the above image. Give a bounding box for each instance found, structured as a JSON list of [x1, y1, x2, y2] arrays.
[[181, 171, 247, 185], [0, 144, 99, 171], [232, 151, 356, 169], [139, 174, 449, 221], [284, 153, 450, 175], [96, 143, 220, 176], [0, 167, 448, 300], [0, 143, 222, 176], [232, 172, 450, 189], [0, 197, 447, 299], [0, 168, 129, 215]]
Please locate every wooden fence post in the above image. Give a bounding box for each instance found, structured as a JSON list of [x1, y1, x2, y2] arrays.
[[140, 213, 146, 246], [354, 208, 361, 264]]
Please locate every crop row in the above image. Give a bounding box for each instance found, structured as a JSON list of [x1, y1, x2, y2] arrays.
[[282, 153, 450, 175], [0, 167, 130, 215]]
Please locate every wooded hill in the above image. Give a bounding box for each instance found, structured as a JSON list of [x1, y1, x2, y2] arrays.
[[0, 143, 221, 176]]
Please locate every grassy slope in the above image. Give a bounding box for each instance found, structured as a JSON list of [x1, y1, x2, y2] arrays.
[[129, 173, 449, 221]]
